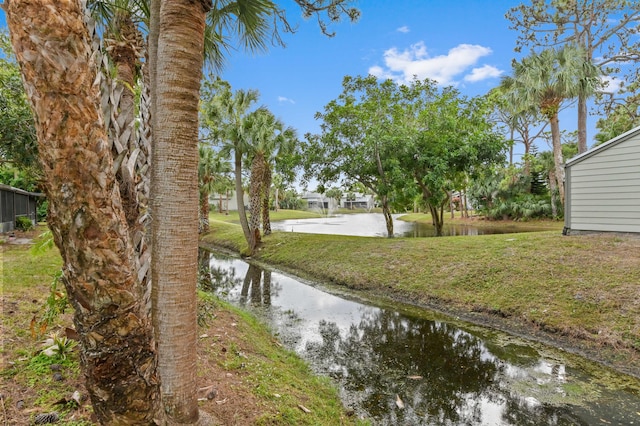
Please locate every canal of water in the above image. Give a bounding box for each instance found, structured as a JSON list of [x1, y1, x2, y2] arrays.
[[202, 250, 640, 425]]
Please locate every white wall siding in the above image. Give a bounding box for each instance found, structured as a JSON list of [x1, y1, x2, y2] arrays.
[[565, 130, 640, 234]]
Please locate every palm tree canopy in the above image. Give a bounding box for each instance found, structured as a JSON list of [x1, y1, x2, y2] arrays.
[[198, 144, 232, 194], [500, 45, 601, 119], [201, 77, 260, 157], [89, 0, 281, 71]]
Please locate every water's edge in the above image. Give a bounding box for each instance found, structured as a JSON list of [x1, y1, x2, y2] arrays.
[[199, 240, 640, 381]]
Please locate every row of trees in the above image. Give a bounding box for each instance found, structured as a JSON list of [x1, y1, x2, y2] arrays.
[[199, 78, 300, 253]]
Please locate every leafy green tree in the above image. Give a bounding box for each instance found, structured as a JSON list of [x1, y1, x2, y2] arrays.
[[304, 75, 405, 237], [279, 188, 305, 210], [500, 46, 600, 206], [0, 32, 38, 177], [397, 79, 506, 235], [506, 0, 640, 153]]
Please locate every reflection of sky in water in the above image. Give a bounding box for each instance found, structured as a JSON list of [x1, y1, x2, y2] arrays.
[[207, 253, 640, 425], [270, 213, 542, 238], [220, 255, 379, 350]]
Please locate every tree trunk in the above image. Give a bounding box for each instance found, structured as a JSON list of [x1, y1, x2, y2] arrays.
[[262, 166, 272, 235], [150, 0, 210, 423], [248, 153, 266, 253], [381, 195, 394, 237], [549, 169, 559, 218], [549, 113, 565, 206], [449, 190, 455, 219], [462, 189, 469, 218], [234, 151, 252, 247], [577, 93, 588, 154], [509, 127, 514, 166], [429, 204, 444, 236], [4, 1, 161, 422], [199, 190, 210, 234]]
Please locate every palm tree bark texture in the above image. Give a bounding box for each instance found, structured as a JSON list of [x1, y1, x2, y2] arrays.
[[3, 0, 161, 423], [150, 0, 212, 423]]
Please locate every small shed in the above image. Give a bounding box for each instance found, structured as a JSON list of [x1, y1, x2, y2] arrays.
[[0, 184, 43, 233], [564, 125, 640, 235]]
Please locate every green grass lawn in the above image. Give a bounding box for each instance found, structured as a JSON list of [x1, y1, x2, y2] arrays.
[[209, 209, 324, 224], [202, 217, 640, 376]]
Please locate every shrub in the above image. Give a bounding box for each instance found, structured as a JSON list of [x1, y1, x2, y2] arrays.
[[37, 199, 48, 222], [15, 215, 34, 231]]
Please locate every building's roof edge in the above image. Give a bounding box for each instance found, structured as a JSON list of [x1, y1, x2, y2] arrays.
[[566, 124, 640, 168]]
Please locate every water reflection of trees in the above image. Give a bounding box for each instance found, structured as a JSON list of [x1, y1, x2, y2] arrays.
[[304, 310, 500, 424], [197, 250, 242, 293], [239, 264, 273, 306], [305, 310, 583, 425], [201, 252, 590, 425], [199, 251, 281, 306]]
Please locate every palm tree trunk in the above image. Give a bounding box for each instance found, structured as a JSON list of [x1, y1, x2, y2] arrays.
[[248, 154, 265, 253], [200, 190, 210, 234], [103, 12, 154, 317], [262, 166, 272, 235], [5, 1, 161, 422], [150, 0, 210, 422], [550, 113, 565, 206], [235, 152, 252, 246]]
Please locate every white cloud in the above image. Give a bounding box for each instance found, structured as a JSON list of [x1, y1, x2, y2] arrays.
[[278, 96, 295, 104], [600, 75, 623, 93], [397, 26, 410, 33], [368, 42, 496, 86], [464, 64, 503, 82]]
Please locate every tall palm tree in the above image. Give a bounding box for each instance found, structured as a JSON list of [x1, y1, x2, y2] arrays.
[[500, 45, 600, 206], [244, 108, 297, 251], [201, 78, 259, 248], [148, 0, 211, 422], [261, 126, 297, 235]]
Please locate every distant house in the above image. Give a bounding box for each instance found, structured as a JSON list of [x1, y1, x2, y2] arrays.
[[564, 125, 640, 235], [0, 184, 43, 233], [341, 192, 374, 210], [301, 192, 337, 210], [209, 190, 249, 212], [300, 191, 375, 211]]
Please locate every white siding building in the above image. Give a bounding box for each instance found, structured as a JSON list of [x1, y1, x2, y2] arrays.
[[564, 125, 640, 235]]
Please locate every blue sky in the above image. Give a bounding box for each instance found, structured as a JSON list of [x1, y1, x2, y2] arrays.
[[0, 1, 601, 162], [217, 0, 595, 160]]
